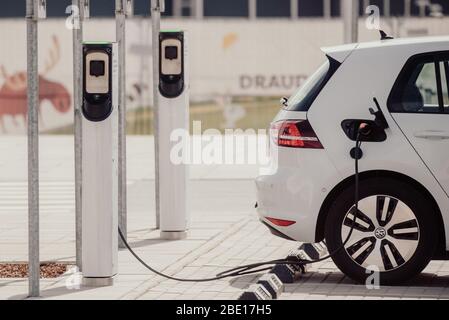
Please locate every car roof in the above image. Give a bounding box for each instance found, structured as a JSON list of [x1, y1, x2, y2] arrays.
[[322, 36, 449, 63]]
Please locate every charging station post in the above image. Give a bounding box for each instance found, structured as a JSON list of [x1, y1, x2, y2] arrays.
[[26, 0, 46, 298], [81, 42, 119, 286], [157, 31, 189, 240]]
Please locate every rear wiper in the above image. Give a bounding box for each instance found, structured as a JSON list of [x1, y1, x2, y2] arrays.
[[280, 97, 288, 107]]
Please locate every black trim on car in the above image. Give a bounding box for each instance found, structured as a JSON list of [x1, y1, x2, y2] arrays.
[[435, 60, 445, 113], [261, 220, 295, 241], [285, 55, 341, 112]]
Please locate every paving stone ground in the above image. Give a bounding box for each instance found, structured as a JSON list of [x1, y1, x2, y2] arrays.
[[0, 136, 449, 300]]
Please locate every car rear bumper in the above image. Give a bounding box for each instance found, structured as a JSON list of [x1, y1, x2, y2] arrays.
[[255, 149, 341, 243]]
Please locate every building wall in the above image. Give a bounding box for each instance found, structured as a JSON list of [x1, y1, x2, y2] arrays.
[[0, 17, 448, 133]]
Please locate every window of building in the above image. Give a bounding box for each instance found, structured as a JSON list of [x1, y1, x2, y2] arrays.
[[410, 1, 421, 16], [359, 0, 366, 16], [45, 0, 71, 17], [182, 6, 192, 16], [409, 0, 447, 17], [182, 0, 194, 16], [172, 0, 195, 17], [134, 0, 151, 16], [132, 0, 173, 16], [257, 0, 290, 17], [3, 2, 26, 18], [298, 0, 324, 17], [390, 0, 405, 16], [162, 0, 174, 16], [331, 0, 341, 17], [204, 0, 249, 17], [428, 0, 449, 16], [88, 1, 115, 17]]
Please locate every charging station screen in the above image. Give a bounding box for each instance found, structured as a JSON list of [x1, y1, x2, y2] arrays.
[[90, 60, 106, 77], [165, 46, 178, 60]]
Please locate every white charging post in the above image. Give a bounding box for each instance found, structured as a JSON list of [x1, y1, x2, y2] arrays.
[[157, 31, 189, 240], [81, 42, 119, 286]]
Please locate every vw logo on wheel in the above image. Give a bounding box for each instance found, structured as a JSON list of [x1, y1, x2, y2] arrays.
[[374, 227, 386, 239]]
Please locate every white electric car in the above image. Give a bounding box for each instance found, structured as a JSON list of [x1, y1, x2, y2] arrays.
[[256, 36, 449, 285]]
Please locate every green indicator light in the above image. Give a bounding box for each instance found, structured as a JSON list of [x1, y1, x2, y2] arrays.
[[83, 41, 111, 45], [161, 29, 183, 33]]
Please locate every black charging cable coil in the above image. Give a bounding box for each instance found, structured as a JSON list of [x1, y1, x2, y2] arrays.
[[118, 128, 364, 282]]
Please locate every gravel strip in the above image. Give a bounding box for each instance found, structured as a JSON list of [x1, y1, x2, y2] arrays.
[[0, 263, 68, 278]]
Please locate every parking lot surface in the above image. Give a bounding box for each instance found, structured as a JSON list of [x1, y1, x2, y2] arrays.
[[0, 136, 448, 300]]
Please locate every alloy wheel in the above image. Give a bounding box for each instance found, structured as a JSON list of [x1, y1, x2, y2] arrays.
[[341, 195, 420, 272]]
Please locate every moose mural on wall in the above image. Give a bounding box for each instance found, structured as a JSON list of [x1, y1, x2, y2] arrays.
[[0, 35, 71, 133]]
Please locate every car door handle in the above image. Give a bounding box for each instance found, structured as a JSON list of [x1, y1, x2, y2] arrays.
[[414, 130, 449, 140]]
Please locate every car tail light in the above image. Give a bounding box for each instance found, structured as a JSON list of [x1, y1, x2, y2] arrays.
[[266, 217, 296, 227], [270, 120, 323, 149]]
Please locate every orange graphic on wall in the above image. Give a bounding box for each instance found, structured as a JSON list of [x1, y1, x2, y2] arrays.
[[223, 33, 238, 50], [0, 35, 71, 132]]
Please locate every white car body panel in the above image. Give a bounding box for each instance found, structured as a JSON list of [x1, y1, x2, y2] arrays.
[[256, 36, 449, 249], [391, 113, 449, 197]]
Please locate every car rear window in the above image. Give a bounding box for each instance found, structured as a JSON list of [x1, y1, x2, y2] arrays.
[[285, 56, 340, 111]]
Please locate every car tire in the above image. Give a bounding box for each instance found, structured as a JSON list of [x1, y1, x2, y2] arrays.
[[324, 176, 438, 285]]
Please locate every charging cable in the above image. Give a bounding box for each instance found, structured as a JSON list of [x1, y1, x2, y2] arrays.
[[118, 126, 365, 282]]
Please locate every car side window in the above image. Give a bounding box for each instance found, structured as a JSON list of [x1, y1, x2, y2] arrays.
[[410, 62, 438, 112], [389, 53, 449, 114]]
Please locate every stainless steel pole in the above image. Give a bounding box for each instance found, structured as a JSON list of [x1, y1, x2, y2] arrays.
[[151, 0, 162, 229], [290, 0, 298, 19], [195, 0, 204, 19], [26, 0, 40, 298], [173, 0, 181, 17], [343, 0, 359, 44], [249, 0, 257, 20], [405, 0, 411, 18], [116, 0, 128, 248], [73, 0, 84, 270], [324, 0, 331, 19], [384, 0, 391, 18]]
